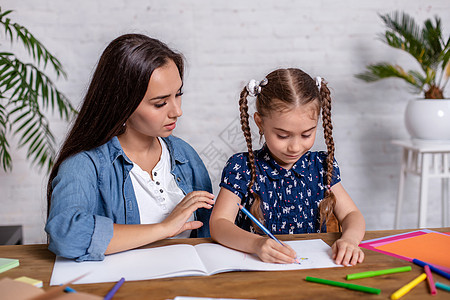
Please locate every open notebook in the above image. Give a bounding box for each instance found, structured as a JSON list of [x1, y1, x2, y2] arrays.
[[50, 239, 340, 285]]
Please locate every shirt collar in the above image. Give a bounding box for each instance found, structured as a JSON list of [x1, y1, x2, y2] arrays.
[[161, 136, 188, 166], [107, 136, 132, 165], [256, 144, 311, 179], [106, 135, 188, 168]]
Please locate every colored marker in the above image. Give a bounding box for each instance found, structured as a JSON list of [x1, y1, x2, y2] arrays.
[[64, 286, 77, 293], [347, 266, 411, 280], [412, 258, 450, 280], [104, 277, 125, 300], [237, 203, 300, 264], [424, 265, 437, 295], [59, 283, 77, 293], [436, 282, 450, 292], [305, 276, 381, 294], [390, 273, 427, 300]]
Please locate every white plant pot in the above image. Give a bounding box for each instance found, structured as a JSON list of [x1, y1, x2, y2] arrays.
[[404, 99, 450, 141]]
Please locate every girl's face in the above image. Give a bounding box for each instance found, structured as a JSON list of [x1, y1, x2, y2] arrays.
[[126, 59, 183, 138], [254, 101, 319, 170]]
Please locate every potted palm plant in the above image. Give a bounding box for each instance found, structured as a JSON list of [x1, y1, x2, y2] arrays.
[[356, 11, 450, 141], [0, 7, 75, 172]]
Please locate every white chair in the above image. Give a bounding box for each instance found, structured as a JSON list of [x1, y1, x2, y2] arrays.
[[392, 140, 450, 228]]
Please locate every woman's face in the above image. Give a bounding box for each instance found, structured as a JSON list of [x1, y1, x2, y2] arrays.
[[126, 59, 183, 138]]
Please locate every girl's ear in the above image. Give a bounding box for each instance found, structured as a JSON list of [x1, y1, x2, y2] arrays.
[[253, 112, 264, 133]]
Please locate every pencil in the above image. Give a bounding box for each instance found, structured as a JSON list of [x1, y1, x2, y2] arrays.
[[237, 203, 300, 264], [237, 203, 283, 245], [346, 266, 411, 280], [305, 276, 381, 294], [390, 273, 427, 300], [423, 265, 437, 295], [104, 277, 125, 300]]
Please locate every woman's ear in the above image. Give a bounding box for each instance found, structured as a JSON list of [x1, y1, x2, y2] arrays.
[[253, 112, 264, 134]]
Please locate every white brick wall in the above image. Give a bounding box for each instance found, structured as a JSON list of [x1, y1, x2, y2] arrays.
[[1, 0, 449, 243]]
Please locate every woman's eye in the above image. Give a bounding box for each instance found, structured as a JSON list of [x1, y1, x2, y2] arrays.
[[277, 135, 288, 139], [176, 92, 184, 97], [302, 134, 311, 138], [154, 102, 167, 108]]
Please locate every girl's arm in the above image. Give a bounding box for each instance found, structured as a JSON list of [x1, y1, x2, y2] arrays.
[[106, 190, 214, 254], [330, 182, 366, 265], [210, 188, 297, 264]]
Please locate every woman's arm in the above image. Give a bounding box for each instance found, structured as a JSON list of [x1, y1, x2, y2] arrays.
[[106, 190, 214, 254], [330, 182, 366, 265], [210, 188, 296, 264]]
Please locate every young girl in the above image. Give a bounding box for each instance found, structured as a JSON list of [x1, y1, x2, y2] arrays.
[[45, 34, 214, 261], [210, 68, 365, 266]]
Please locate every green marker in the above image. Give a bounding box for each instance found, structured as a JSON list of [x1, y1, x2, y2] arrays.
[[346, 266, 412, 280], [305, 276, 381, 294]]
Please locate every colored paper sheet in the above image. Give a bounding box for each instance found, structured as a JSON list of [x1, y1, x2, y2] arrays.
[[360, 229, 433, 245], [359, 230, 428, 264], [375, 232, 450, 269], [0, 258, 19, 273]]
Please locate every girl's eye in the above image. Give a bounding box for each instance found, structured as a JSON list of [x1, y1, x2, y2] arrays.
[[302, 134, 312, 138], [176, 92, 184, 97], [277, 135, 288, 139], [154, 102, 167, 108]]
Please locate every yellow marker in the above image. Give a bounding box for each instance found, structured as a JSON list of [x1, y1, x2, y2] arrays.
[[390, 273, 427, 300]]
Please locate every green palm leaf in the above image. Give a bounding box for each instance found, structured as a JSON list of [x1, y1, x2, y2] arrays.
[[355, 63, 424, 93], [0, 102, 11, 171], [0, 7, 76, 172], [357, 11, 449, 98]]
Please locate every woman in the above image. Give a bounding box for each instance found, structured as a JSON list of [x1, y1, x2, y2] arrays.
[[46, 34, 214, 261]]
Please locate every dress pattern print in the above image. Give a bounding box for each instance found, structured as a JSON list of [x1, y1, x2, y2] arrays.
[[220, 145, 341, 234]]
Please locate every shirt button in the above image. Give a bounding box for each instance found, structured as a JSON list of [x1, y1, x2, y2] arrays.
[[154, 172, 158, 176], [177, 177, 181, 182], [160, 189, 164, 193], [156, 181, 160, 185]]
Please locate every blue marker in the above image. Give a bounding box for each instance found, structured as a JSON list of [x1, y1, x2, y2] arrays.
[[412, 258, 450, 280], [61, 285, 76, 293]]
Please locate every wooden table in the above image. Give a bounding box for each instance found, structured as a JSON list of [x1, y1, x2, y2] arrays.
[[1, 228, 449, 299]]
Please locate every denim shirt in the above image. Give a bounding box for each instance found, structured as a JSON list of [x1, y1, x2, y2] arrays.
[[45, 136, 212, 261]]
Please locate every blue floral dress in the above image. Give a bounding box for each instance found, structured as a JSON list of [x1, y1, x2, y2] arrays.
[[219, 145, 340, 234]]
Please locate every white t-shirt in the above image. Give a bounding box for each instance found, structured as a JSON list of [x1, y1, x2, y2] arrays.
[[129, 138, 194, 238]]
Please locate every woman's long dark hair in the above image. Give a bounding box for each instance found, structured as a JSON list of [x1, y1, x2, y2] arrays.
[[46, 34, 184, 216]]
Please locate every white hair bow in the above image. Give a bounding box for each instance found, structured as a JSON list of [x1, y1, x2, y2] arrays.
[[315, 76, 322, 91], [246, 78, 268, 97]]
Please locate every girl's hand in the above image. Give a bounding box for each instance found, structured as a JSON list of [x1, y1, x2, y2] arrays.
[[162, 191, 215, 237], [253, 237, 297, 264], [331, 237, 364, 266]]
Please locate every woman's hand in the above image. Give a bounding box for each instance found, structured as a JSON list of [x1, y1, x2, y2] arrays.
[[331, 237, 364, 266], [162, 191, 215, 237], [253, 237, 298, 264]]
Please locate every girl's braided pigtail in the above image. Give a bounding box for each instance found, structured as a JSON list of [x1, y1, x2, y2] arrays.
[[238, 88, 264, 228], [318, 79, 339, 232]]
